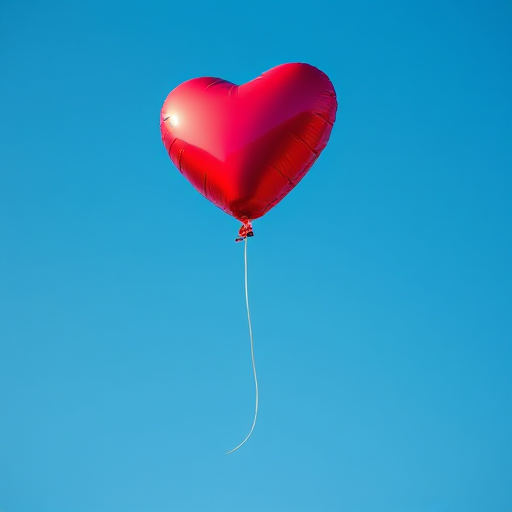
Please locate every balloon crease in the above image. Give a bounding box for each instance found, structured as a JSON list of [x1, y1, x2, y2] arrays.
[[271, 164, 293, 185], [178, 147, 185, 171], [288, 131, 316, 154], [312, 111, 334, 125], [167, 137, 177, 157], [205, 79, 228, 90]]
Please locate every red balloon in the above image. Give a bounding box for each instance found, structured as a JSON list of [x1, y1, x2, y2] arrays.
[[160, 63, 337, 229]]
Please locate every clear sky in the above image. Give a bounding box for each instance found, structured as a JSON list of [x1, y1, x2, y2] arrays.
[[1, 1, 511, 511]]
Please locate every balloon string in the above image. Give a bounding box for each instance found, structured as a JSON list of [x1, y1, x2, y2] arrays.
[[226, 236, 259, 454]]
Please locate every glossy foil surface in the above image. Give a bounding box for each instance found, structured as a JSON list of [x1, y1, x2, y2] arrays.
[[160, 63, 337, 221]]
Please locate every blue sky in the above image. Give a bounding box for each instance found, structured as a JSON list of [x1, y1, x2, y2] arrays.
[[0, 1, 511, 511]]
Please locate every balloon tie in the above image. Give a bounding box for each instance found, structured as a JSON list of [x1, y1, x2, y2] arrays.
[[235, 220, 254, 242], [226, 236, 259, 454]]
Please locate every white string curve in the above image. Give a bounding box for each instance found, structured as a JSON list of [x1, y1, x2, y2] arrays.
[[226, 237, 259, 454]]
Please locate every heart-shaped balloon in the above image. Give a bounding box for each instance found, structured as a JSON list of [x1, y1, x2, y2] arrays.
[[160, 63, 337, 228]]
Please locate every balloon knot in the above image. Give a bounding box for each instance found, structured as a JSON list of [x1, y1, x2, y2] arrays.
[[235, 220, 254, 242]]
